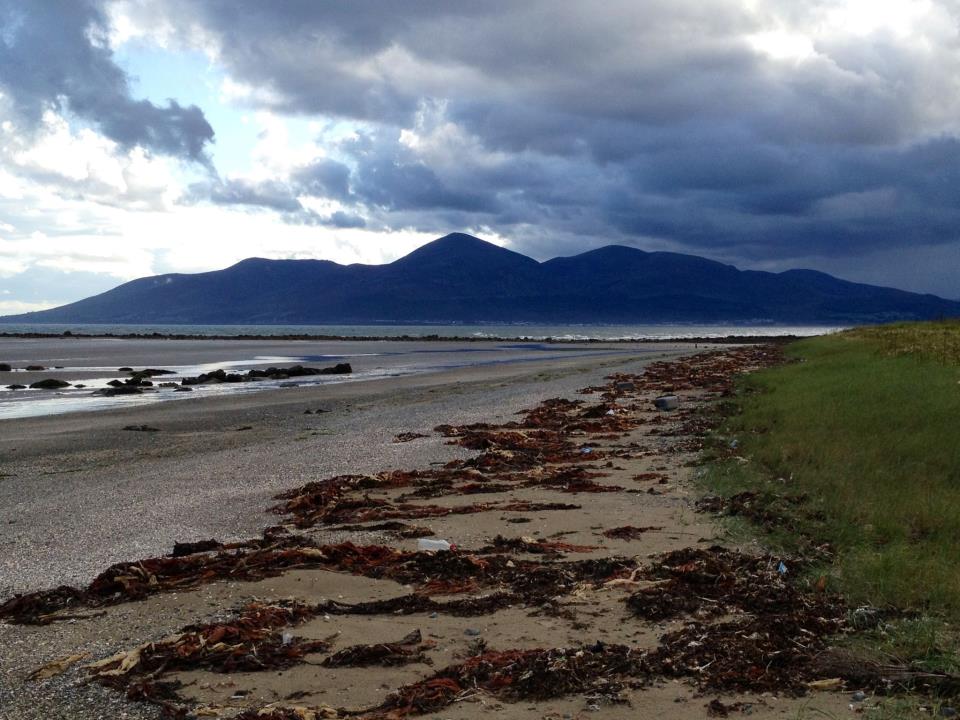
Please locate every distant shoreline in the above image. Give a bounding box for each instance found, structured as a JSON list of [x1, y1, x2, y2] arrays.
[[0, 330, 804, 344]]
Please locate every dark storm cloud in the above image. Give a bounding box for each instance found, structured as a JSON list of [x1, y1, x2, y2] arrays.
[[0, 0, 213, 160], [291, 159, 353, 201], [200, 178, 302, 212], [342, 131, 500, 213], [127, 1, 960, 291], [191, 169, 366, 229]]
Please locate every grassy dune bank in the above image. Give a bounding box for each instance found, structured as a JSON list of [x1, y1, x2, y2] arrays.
[[703, 321, 960, 684]]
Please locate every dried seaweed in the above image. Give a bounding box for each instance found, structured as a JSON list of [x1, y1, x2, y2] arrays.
[[477, 535, 597, 555], [87, 603, 327, 683], [626, 546, 820, 622], [602, 526, 661, 540], [393, 432, 428, 443], [367, 644, 648, 717], [326, 521, 435, 538], [649, 611, 843, 695], [321, 629, 432, 667]]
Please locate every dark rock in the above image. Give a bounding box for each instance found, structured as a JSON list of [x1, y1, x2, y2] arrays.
[[107, 379, 125, 387], [322, 363, 352, 374], [171, 539, 221, 557], [6, 384, 26, 390], [0, 363, 11, 372], [181, 363, 351, 386], [117, 367, 133, 372], [95, 385, 144, 396], [654, 395, 680, 411], [130, 368, 175, 377], [123, 425, 159, 432], [74, 384, 86, 389], [174, 386, 193, 392], [25, 365, 45, 371], [29, 378, 70, 389]]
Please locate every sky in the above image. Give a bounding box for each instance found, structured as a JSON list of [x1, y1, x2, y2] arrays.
[[1, 0, 959, 316]]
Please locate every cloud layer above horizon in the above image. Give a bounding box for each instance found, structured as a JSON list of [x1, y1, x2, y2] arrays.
[[1, 0, 959, 313]]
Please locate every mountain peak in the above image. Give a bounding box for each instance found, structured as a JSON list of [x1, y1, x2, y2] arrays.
[[390, 233, 538, 268]]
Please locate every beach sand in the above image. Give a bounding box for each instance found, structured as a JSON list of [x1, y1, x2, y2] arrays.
[[0, 339, 852, 719]]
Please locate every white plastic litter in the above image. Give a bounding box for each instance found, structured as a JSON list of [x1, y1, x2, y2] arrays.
[[417, 538, 452, 552]]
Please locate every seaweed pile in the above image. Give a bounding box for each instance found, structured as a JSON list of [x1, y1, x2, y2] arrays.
[[0, 540, 639, 625], [370, 644, 648, 716], [632, 547, 847, 694], [87, 602, 327, 683]]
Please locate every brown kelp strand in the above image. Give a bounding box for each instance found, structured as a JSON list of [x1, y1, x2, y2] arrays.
[[320, 629, 433, 668], [325, 521, 436, 538], [86, 603, 329, 684], [274, 483, 582, 528], [367, 644, 650, 717], [0, 541, 637, 624], [602, 526, 662, 540], [476, 535, 598, 555], [0, 543, 327, 625], [314, 592, 520, 618]]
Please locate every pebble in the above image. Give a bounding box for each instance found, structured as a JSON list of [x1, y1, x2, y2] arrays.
[[464, 628, 482, 636]]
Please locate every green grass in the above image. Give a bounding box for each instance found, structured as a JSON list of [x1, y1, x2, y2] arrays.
[[848, 319, 960, 366], [701, 322, 960, 674], [707, 329, 960, 612]]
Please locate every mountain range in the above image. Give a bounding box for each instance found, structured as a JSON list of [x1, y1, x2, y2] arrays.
[[2, 233, 958, 325]]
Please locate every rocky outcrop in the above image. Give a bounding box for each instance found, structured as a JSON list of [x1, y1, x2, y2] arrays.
[[181, 363, 352, 386], [29, 378, 71, 389]]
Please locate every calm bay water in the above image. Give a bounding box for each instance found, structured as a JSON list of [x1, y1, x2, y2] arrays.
[[0, 322, 844, 340], [0, 323, 844, 420]]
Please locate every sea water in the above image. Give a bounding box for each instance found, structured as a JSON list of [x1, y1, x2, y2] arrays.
[[0, 322, 843, 340], [0, 324, 844, 420]]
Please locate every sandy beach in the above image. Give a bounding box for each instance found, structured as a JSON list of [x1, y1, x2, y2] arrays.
[[0, 338, 688, 594], [0, 338, 850, 719]]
